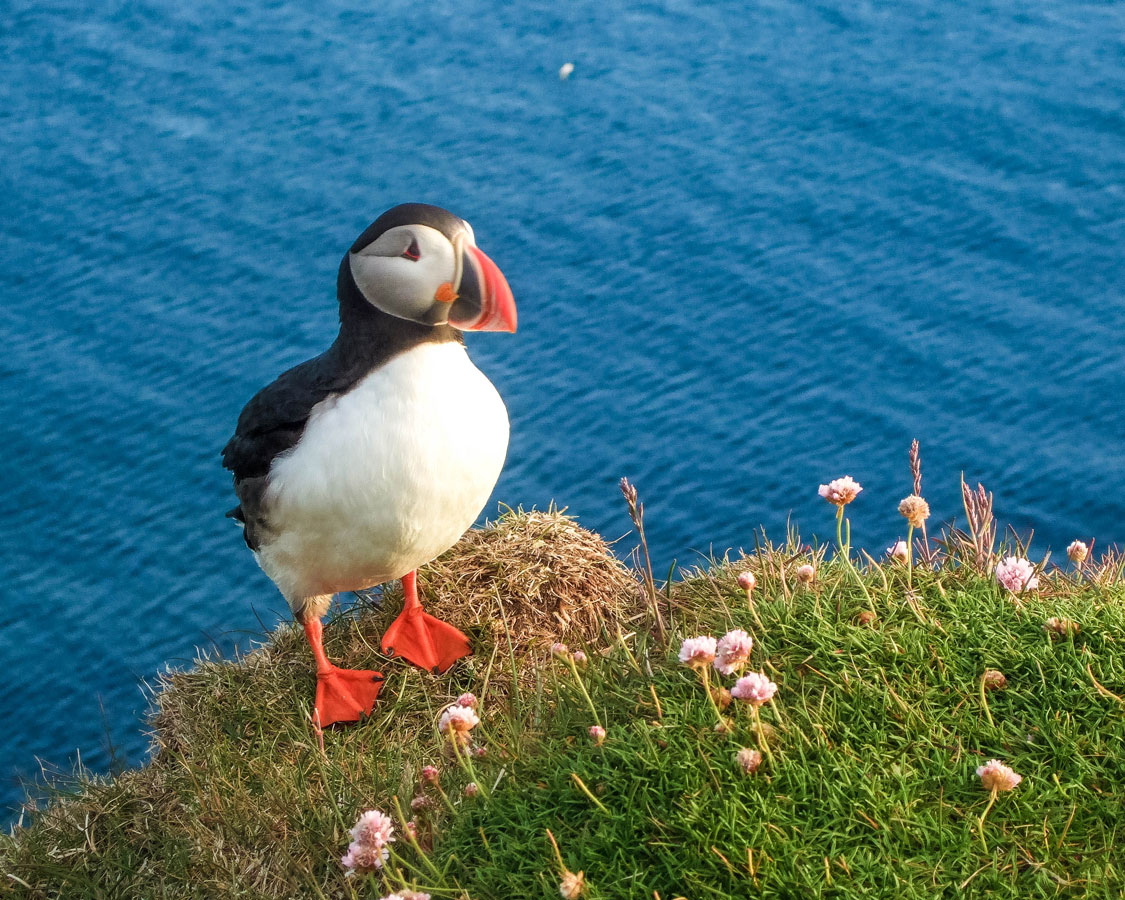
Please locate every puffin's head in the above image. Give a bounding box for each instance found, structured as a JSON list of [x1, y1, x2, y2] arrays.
[[347, 203, 517, 332]]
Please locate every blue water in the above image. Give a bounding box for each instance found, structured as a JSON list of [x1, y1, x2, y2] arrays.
[[1, 0, 1123, 817]]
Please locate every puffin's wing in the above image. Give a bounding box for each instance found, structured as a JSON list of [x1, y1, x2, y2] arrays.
[[222, 354, 361, 549], [221, 353, 352, 481]]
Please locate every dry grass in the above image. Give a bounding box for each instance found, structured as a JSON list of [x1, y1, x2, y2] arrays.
[[379, 508, 645, 655]]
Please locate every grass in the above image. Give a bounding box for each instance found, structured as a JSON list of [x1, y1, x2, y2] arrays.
[[2, 505, 1124, 899]]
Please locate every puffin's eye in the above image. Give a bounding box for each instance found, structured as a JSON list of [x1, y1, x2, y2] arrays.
[[401, 238, 421, 261]]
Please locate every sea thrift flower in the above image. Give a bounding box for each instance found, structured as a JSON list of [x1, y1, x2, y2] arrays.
[[551, 641, 569, 658], [736, 747, 763, 774], [342, 841, 389, 874], [977, 759, 1022, 792], [589, 725, 606, 746], [714, 629, 753, 676], [982, 669, 1007, 690], [737, 571, 756, 593], [474, 745, 488, 758], [572, 650, 588, 666], [410, 794, 430, 812], [377, 893, 430, 900], [420, 765, 439, 783], [995, 556, 1039, 593], [456, 692, 477, 708], [463, 782, 479, 798], [1067, 540, 1089, 564], [438, 704, 480, 738], [731, 672, 778, 707], [818, 476, 862, 506], [713, 687, 732, 710], [404, 819, 419, 842], [886, 540, 908, 562], [341, 809, 395, 874], [898, 494, 930, 528], [559, 869, 586, 899], [796, 563, 816, 583], [678, 635, 717, 669], [350, 809, 395, 848], [1045, 616, 1079, 637]]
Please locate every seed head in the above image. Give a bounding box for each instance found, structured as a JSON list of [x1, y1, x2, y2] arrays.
[[559, 869, 586, 899], [977, 759, 1022, 792], [818, 476, 862, 506], [982, 669, 1007, 690], [736, 747, 763, 774], [463, 782, 479, 798], [886, 540, 908, 562], [856, 610, 877, 626], [1067, 540, 1089, 564], [898, 494, 930, 528], [1044, 616, 1079, 637]]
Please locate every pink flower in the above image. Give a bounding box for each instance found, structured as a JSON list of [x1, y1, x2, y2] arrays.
[[737, 571, 756, 592], [342, 840, 389, 873], [714, 629, 753, 676], [976, 759, 1022, 792], [378, 893, 431, 900], [410, 795, 430, 812], [995, 556, 1039, 593], [438, 704, 480, 736], [588, 725, 606, 745], [886, 540, 908, 562], [1067, 540, 1089, 564], [795, 563, 816, 583], [420, 765, 439, 783], [572, 650, 588, 666], [735, 747, 762, 774], [464, 782, 479, 797], [350, 809, 395, 848], [551, 641, 569, 658], [818, 476, 862, 506], [731, 672, 778, 707], [456, 692, 477, 708], [678, 636, 717, 669]]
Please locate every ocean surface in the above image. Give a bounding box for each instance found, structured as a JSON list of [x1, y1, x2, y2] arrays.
[[1, 0, 1122, 817]]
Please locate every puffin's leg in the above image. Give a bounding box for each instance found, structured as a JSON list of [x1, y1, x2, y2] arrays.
[[302, 614, 383, 726], [381, 570, 471, 674]]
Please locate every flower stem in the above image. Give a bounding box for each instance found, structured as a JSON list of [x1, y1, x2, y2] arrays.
[[979, 672, 995, 728], [700, 666, 726, 728], [570, 773, 610, 814], [451, 737, 489, 800], [567, 656, 601, 727], [906, 524, 915, 591], [977, 788, 998, 853], [751, 705, 770, 756], [391, 795, 443, 881]]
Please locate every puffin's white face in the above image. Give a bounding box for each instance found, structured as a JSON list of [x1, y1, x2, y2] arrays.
[[347, 216, 516, 333], [349, 224, 467, 326]]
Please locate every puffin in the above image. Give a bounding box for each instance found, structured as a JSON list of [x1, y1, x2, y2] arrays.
[[222, 203, 517, 726]]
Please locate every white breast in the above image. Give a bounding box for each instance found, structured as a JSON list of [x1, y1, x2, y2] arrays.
[[257, 341, 509, 604]]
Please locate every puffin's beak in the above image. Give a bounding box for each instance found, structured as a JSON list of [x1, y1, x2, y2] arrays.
[[448, 245, 517, 333]]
